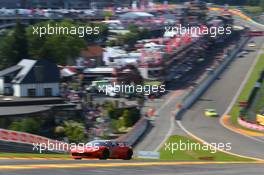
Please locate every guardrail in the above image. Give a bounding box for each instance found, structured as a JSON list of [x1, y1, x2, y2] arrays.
[[115, 118, 149, 146], [0, 36, 250, 152], [176, 35, 250, 119], [0, 140, 54, 153], [116, 35, 250, 146], [0, 128, 68, 153]]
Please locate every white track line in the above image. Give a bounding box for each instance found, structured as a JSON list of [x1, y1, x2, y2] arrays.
[[154, 113, 175, 151], [219, 41, 264, 144], [177, 121, 264, 161], [152, 90, 184, 151], [176, 40, 264, 161]]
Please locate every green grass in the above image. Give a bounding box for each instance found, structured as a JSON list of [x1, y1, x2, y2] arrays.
[[253, 82, 264, 113], [0, 153, 70, 158], [243, 6, 263, 15], [229, 54, 264, 124], [229, 6, 263, 15], [159, 135, 253, 161]]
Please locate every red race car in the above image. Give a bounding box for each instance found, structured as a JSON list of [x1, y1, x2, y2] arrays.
[[71, 140, 133, 160]]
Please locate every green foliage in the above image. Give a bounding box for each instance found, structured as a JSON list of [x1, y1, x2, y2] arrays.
[[106, 102, 140, 131], [27, 20, 86, 64], [107, 102, 141, 129], [85, 22, 108, 44], [160, 135, 252, 161], [63, 120, 87, 143], [115, 25, 151, 48], [255, 83, 264, 113], [9, 118, 41, 134], [260, 0, 264, 10], [0, 20, 107, 66], [230, 54, 264, 124], [121, 110, 132, 127], [130, 108, 141, 125], [107, 102, 117, 119], [103, 11, 113, 18], [110, 119, 119, 131], [0, 20, 28, 68], [0, 33, 15, 69], [243, 6, 263, 14], [116, 32, 138, 48], [25, 20, 108, 64], [122, 108, 141, 127], [13, 20, 29, 62]]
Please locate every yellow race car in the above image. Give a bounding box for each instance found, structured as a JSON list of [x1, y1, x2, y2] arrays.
[[257, 112, 264, 126], [204, 109, 218, 117]]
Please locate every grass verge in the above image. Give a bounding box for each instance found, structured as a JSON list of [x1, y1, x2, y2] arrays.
[[229, 54, 264, 125], [243, 6, 263, 15], [159, 135, 253, 161]]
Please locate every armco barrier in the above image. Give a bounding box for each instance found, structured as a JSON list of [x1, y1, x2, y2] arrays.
[[0, 118, 148, 152], [121, 36, 250, 145], [238, 117, 264, 131], [0, 128, 69, 153], [180, 36, 250, 112], [115, 118, 149, 146], [0, 140, 58, 154]]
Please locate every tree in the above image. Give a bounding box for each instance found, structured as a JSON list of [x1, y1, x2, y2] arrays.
[[260, 0, 264, 10], [9, 118, 41, 134], [114, 25, 154, 49], [27, 20, 86, 64], [102, 11, 113, 20], [0, 34, 15, 69], [13, 20, 29, 63], [85, 23, 108, 44], [122, 110, 133, 127], [122, 108, 140, 127], [130, 108, 140, 125], [63, 120, 87, 143], [107, 102, 117, 119], [0, 20, 28, 68]]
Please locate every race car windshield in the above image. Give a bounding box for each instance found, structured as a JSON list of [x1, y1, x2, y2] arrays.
[[88, 140, 110, 146]]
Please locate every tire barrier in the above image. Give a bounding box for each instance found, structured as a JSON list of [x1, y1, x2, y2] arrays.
[[238, 118, 264, 132]]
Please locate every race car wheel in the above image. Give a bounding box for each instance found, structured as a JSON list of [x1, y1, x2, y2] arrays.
[[74, 158, 82, 160], [99, 149, 109, 160], [124, 149, 133, 160]]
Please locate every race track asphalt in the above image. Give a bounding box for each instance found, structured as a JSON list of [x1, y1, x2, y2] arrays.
[[0, 159, 263, 175], [1, 16, 264, 175], [1, 36, 263, 175], [180, 36, 264, 160]]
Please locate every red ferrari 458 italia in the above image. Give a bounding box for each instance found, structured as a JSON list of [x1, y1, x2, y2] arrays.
[[71, 140, 133, 160]]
